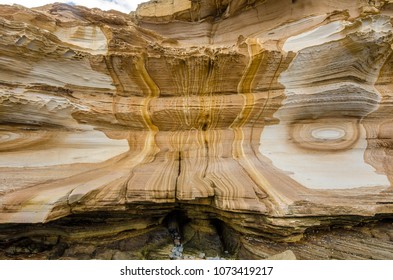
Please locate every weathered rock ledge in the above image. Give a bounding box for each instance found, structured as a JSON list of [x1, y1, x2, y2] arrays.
[[1, 0, 393, 259]]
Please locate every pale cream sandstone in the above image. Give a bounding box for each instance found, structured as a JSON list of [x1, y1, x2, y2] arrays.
[[0, 0, 392, 240]]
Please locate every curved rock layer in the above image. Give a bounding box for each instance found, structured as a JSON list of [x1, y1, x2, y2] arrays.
[[1, 0, 393, 258]]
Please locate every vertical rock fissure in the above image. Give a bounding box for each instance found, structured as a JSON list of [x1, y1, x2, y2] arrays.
[[178, 151, 182, 177], [202, 137, 209, 179], [175, 150, 182, 201]]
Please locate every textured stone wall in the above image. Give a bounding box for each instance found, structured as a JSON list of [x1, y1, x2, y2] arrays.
[[0, 0, 393, 259]]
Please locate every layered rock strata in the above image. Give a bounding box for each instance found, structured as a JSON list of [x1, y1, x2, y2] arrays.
[[1, 0, 393, 259]]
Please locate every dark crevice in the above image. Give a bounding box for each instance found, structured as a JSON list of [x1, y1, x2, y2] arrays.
[[202, 138, 209, 178], [210, 218, 225, 249], [210, 219, 234, 254], [174, 151, 182, 202], [177, 151, 181, 177], [163, 210, 190, 246]]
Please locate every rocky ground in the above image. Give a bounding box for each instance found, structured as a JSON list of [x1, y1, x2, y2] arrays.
[[0, 214, 392, 260]]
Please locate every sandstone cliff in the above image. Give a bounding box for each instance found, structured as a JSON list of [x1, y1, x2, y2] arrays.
[[0, 0, 393, 259]]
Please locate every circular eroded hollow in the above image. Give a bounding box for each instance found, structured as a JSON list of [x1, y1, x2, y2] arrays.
[[311, 127, 346, 140], [291, 119, 359, 151]]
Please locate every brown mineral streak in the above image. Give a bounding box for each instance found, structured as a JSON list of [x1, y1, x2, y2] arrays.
[[1, 0, 393, 260]]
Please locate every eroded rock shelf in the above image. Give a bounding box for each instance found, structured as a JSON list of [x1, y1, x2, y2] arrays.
[[0, 0, 393, 259]]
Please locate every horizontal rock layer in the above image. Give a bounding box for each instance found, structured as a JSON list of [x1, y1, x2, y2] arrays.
[[1, 0, 393, 259]]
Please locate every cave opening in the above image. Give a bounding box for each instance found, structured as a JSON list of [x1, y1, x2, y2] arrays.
[[210, 218, 239, 255], [162, 210, 191, 245], [210, 218, 225, 248]]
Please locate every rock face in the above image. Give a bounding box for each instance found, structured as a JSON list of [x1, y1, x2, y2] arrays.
[[1, 0, 393, 259]]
